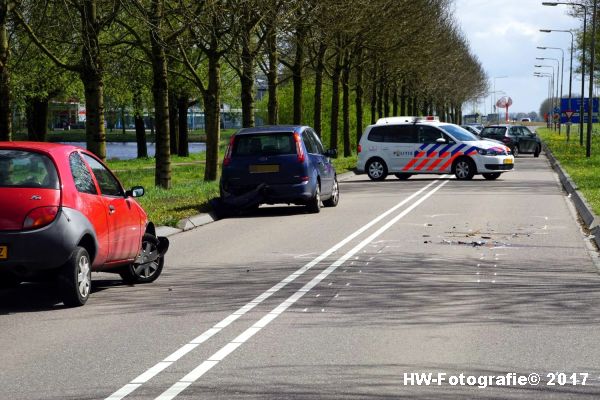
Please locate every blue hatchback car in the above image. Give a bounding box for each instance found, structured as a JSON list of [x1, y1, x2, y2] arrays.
[[220, 126, 339, 213]]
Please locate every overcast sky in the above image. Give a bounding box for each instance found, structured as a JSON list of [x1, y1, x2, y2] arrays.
[[454, 0, 584, 115]]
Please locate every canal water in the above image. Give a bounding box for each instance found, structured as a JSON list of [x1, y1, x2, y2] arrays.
[[62, 142, 207, 160]]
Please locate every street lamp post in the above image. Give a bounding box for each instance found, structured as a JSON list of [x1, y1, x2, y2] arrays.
[[543, 2, 587, 145], [586, 0, 596, 158], [535, 73, 553, 125], [535, 64, 557, 128], [536, 57, 562, 131], [537, 47, 565, 134], [540, 30, 574, 141]]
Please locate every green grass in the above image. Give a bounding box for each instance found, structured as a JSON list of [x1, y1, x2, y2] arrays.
[[537, 126, 600, 215]]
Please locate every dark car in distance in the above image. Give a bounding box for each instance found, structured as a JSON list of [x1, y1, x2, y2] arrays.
[[220, 126, 339, 213], [479, 125, 542, 157]]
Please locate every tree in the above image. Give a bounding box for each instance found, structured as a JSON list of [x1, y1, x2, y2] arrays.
[[14, 0, 122, 160], [0, 0, 14, 140], [179, 0, 238, 181]]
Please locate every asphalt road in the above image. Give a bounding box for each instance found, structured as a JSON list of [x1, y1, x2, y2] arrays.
[[2, 154, 600, 400]]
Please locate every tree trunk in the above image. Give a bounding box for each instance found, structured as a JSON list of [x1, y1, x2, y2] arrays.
[[133, 87, 147, 158], [370, 70, 376, 124], [134, 117, 147, 158], [81, 75, 106, 160], [0, 16, 10, 141], [392, 84, 398, 116], [169, 91, 178, 155], [80, 0, 106, 160], [291, 26, 306, 125], [341, 61, 351, 157], [355, 52, 364, 142], [313, 44, 326, 137], [121, 107, 126, 134], [383, 84, 390, 117], [203, 54, 221, 181], [370, 65, 377, 124], [400, 84, 406, 115], [150, 0, 171, 188], [412, 97, 417, 117], [377, 78, 384, 119], [240, 30, 255, 128], [178, 95, 189, 157], [266, 20, 278, 124], [25, 96, 48, 141], [330, 53, 341, 151]]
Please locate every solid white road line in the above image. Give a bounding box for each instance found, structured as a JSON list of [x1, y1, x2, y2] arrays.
[[155, 179, 449, 400], [105, 178, 443, 400]]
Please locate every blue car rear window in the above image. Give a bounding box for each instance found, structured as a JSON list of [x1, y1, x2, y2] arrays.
[[233, 133, 296, 156]]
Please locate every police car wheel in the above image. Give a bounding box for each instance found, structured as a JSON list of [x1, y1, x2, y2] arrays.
[[366, 159, 388, 181], [454, 158, 475, 180], [394, 173, 412, 180], [482, 173, 501, 180]]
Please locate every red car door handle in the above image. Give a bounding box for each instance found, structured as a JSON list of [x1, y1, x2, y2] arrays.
[[108, 205, 116, 214]]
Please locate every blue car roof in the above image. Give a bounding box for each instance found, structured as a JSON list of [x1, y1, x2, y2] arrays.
[[235, 125, 308, 135]]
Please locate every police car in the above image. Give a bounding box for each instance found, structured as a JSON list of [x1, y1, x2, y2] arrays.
[[357, 117, 514, 181]]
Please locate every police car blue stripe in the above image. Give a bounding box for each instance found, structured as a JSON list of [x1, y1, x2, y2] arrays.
[[426, 144, 441, 156], [464, 146, 477, 154], [450, 144, 466, 156], [438, 144, 454, 156]]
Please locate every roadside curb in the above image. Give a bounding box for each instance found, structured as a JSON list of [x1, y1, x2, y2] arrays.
[[155, 170, 357, 237], [543, 143, 600, 250]]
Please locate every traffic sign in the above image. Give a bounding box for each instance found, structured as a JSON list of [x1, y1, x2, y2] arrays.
[[560, 98, 599, 123], [565, 110, 574, 120]]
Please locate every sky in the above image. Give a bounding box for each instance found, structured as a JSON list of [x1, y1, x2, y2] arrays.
[[454, 0, 585, 115]]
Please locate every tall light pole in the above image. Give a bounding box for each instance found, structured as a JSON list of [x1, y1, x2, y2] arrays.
[[543, 2, 587, 145], [493, 76, 508, 123], [536, 56, 562, 132], [540, 30, 574, 141], [535, 72, 553, 125], [586, 0, 596, 158], [535, 64, 556, 128]]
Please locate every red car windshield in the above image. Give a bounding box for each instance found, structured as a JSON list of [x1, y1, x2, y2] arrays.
[[0, 150, 59, 189]]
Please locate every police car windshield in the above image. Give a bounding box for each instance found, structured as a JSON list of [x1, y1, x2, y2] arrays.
[[439, 124, 479, 142]]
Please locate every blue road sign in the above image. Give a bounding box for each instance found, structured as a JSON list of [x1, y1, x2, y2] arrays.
[[560, 98, 599, 123]]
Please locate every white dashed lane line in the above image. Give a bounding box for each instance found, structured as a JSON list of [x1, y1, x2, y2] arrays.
[[155, 179, 449, 400], [105, 178, 446, 400]]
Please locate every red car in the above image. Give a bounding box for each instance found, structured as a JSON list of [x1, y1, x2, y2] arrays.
[[0, 142, 168, 306]]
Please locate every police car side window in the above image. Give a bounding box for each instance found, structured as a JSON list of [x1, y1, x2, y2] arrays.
[[368, 127, 385, 142], [385, 125, 415, 143], [417, 126, 443, 144]]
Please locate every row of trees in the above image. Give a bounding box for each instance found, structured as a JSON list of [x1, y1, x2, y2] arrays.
[[0, 0, 487, 188]]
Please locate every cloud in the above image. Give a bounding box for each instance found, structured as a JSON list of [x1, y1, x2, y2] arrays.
[[455, 0, 581, 112]]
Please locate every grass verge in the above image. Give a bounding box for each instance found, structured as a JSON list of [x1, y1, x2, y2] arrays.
[[537, 126, 600, 215]]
